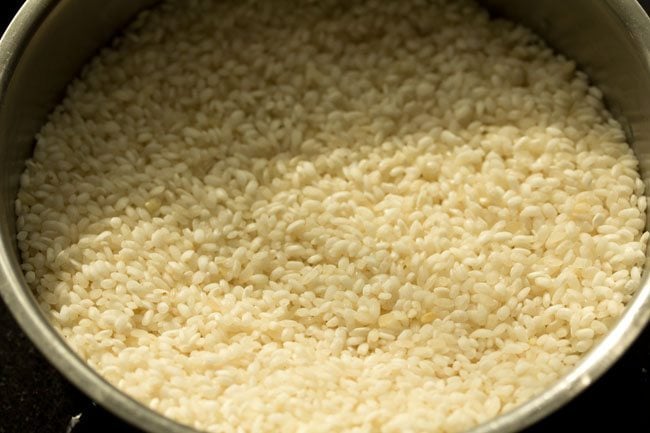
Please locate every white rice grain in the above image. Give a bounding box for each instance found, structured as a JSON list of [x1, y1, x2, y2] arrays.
[[15, 0, 648, 432]]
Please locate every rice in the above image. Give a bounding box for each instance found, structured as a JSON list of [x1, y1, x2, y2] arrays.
[[15, 0, 648, 432]]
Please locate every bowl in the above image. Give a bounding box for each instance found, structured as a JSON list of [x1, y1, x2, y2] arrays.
[[0, 1, 649, 432]]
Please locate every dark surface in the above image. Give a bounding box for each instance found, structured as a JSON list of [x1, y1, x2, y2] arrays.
[[0, 1, 649, 433]]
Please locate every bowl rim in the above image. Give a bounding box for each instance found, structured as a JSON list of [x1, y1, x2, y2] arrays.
[[0, 1, 649, 433]]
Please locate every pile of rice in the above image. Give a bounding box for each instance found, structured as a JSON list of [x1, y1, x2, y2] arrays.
[[15, 0, 648, 431]]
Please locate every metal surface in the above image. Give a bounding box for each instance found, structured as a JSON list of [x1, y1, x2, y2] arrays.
[[0, 1, 649, 433]]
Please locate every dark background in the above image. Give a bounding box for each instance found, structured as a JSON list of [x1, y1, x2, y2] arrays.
[[0, 1, 649, 432]]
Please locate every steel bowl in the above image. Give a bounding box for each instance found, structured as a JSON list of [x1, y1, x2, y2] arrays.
[[1, 1, 649, 432]]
